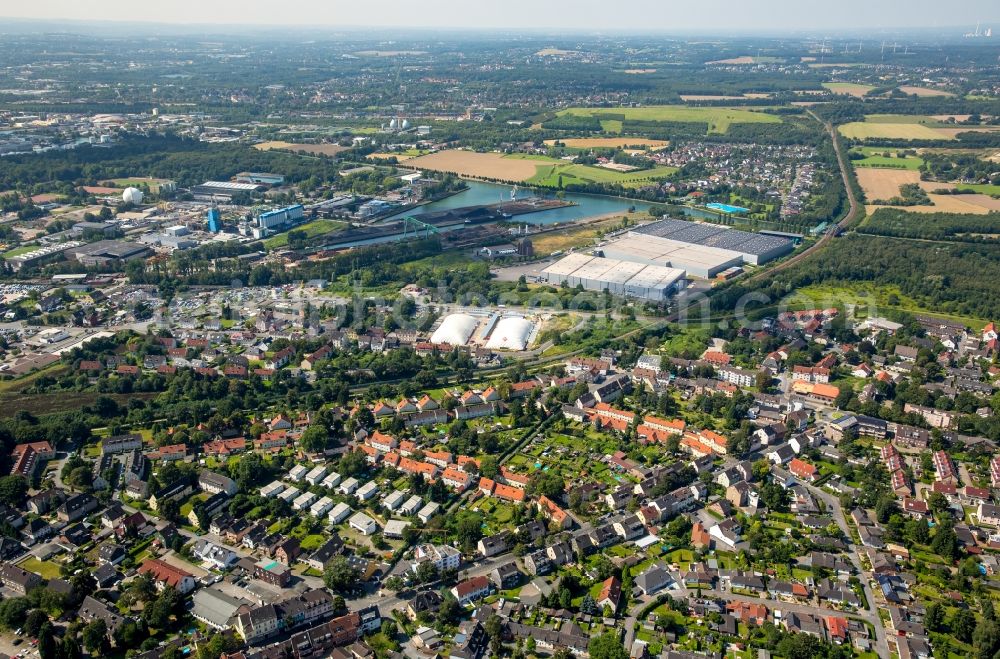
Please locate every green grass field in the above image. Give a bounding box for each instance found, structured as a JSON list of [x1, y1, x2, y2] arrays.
[[556, 105, 781, 134], [864, 114, 941, 124], [264, 219, 347, 249], [106, 178, 173, 193], [525, 162, 677, 188], [822, 82, 876, 97], [2, 245, 38, 259], [792, 283, 987, 329], [951, 183, 1000, 196], [19, 557, 62, 580], [849, 148, 924, 169]]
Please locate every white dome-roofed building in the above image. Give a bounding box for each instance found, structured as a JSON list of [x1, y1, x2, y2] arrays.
[[122, 187, 144, 205], [431, 314, 478, 346], [485, 316, 533, 351]]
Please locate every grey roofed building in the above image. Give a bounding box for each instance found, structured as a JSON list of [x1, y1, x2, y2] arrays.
[[306, 534, 345, 570], [635, 563, 672, 596], [490, 561, 522, 589], [94, 562, 120, 588], [192, 587, 248, 629], [78, 595, 129, 641]]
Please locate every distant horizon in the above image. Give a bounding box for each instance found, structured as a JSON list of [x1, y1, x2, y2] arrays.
[[0, 17, 997, 41], [1, 0, 999, 35]]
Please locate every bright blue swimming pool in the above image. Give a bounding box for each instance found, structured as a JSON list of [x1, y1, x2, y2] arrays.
[[706, 202, 749, 214]]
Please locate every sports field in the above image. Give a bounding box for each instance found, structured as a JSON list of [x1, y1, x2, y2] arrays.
[[404, 149, 677, 188], [542, 137, 669, 149], [555, 106, 781, 134], [254, 141, 349, 156], [822, 82, 876, 97]]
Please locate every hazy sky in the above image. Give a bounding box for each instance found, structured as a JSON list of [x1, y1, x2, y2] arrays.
[[4, 0, 1000, 32]]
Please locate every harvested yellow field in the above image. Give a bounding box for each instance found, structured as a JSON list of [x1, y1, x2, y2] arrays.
[[866, 194, 1000, 215], [369, 153, 415, 161], [537, 48, 578, 56], [930, 114, 974, 122], [254, 141, 348, 156], [708, 56, 756, 65], [856, 168, 921, 200], [680, 95, 746, 101], [932, 127, 1000, 139], [543, 137, 669, 149], [823, 82, 876, 98], [623, 69, 657, 74], [839, 122, 951, 140], [404, 150, 542, 181], [898, 86, 954, 97]]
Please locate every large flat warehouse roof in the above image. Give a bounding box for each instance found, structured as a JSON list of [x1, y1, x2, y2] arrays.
[[540, 252, 594, 277], [602, 234, 743, 271], [630, 218, 792, 259]]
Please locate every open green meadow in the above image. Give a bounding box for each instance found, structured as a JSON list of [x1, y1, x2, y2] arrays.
[[849, 147, 924, 169], [3, 245, 39, 259], [556, 106, 781, 134], [822, 82, 876, 97], [523, 161, 678, 188], [264, 219, 347, 249]]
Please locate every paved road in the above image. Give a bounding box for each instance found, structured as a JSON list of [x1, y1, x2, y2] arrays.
[[803, 481, 889, 659]]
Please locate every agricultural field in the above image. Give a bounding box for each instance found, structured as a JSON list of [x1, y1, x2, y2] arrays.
[[706, 56, 783, 65], [898, 86, 954, 97], [840, 121, 949, 141], [678, 94, 770, 101], [857, 168, 1000, 214], [254, 141, 349, 156], [543, 137, 669, 149], [554, 106, 781, 134], [368, 149, 430, 161], [840, 114, 1000, 141], [822, 82, 876, 97], [403, 150, 545, 181], [523, 160, 678, 188], [404, 149, 677, 188], [856, 168, 923, 200]]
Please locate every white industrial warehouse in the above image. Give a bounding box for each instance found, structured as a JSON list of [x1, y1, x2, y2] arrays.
[[599, 234, 743, 279], [592, 218, 795, 279], [431, 314, 479, 346], [541, 254, 685, 301], [485, 316, 533, 351]]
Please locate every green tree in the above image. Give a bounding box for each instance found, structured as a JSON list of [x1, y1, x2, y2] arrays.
[[924, 602, 944, 632], [323, 556, 361, 593], [952, 608, 976, 643], [22, 609, 48, 637], [588, 632, 628, 659], [299, 425, 330, 453], [0, 476, 28, 506], [82, 618, 109, 653], [37, 623, 57, 659]]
